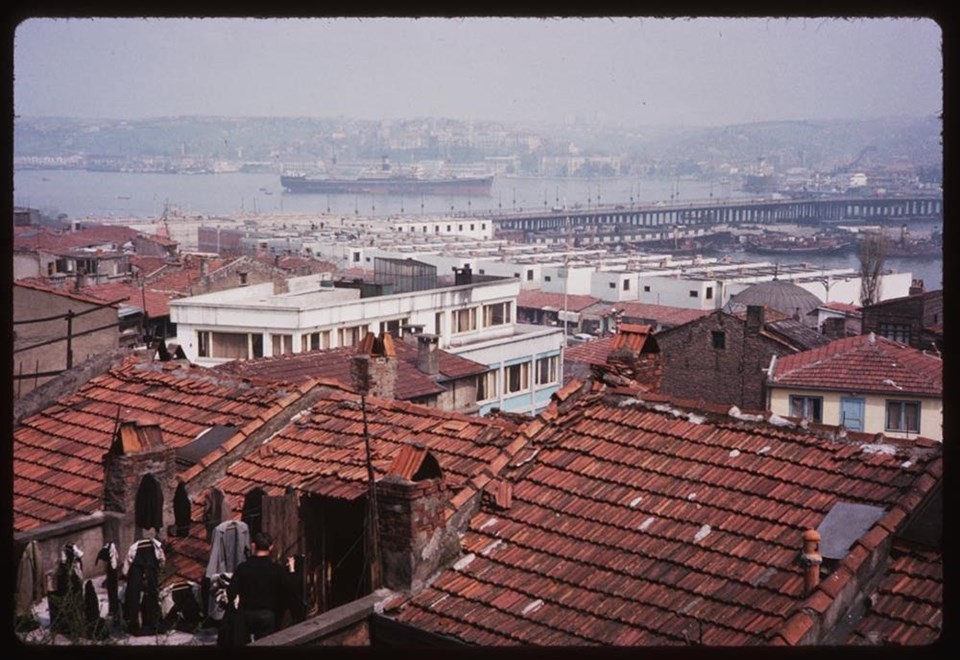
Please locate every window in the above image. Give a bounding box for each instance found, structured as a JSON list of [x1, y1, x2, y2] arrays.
[[435, 311, 444, 337], [711, 331, 725, 350], [536, 355, 559, 385], [272, 334, 293, 355], [544, 276, 552, 283], [302, 330, 331, 352], [505, 362, 531, 394], [706, 286, 714, 300], [470, 224, 475, 231], [458, 224, 463, 231], [352, 252, 360, 263], [526, 270, 534, 281], [623, 280, 630, 291], [886, 400, 921, 433], [477, 370, 498, 402], [422, 226, 428, 233], [447, 225, 451, 232], [435, 225, 440, 233], [483, 302, 511, 327], [453, 307, 477, 333], [251, 334, 264, 358], [644, 285, 651, 292], [481, 224, 486, 230], [379, 318, 405, 338], [789, 395, 823, 422], [878, 322, 911, 344], [689, 290, 699, 298], [197, 331, 210, 358], [514, 273, 520, 279], [339, 325, 366, 347], [609, 282, 616, 289]]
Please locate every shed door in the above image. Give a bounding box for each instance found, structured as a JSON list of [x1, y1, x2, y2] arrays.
[[840, 397, 865, 432]]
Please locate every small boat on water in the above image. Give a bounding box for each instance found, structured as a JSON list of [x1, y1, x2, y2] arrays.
[[744, 233, 856, 256]]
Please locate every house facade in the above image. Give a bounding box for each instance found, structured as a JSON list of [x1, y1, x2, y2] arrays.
[[655, 305, 830, 411], [767, 333, 942, 441]]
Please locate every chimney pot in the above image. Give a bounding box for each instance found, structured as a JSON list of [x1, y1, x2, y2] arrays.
[[417, 334, 440, 376], [801, 529, 823, 595], [746, 305, 764, 333]]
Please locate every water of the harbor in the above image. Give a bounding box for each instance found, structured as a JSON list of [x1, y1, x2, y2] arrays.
[[13, 169, 943, 289]]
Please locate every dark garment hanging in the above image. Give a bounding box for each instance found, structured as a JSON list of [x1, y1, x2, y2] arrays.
[[50, 545, 84, 635], [174, 482, 192, 537], [83, 580, 109, 640], [216, 602, 249, 647], [203, 487, 233, 541], [163, 583, 204, 633], [135, 475, 164, 531], [123, 541, 161, 635], [95, 543, 120, 619]]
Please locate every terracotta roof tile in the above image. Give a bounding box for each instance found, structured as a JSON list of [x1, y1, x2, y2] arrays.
[[516, 290, 601, 313], [390, 388, 942, 646], [13, 356, 310, 533], [771, 334, 942, 397], [846, 544, 942, 645], [213, 341, 487, 400]]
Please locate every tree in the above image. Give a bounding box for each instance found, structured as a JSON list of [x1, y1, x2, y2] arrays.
[[858, 231, 886, 306]]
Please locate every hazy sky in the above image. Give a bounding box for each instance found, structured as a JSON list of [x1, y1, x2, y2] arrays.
[[13, 17, 943, 126]]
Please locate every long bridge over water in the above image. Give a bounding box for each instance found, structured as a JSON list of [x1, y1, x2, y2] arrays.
[[491, 193, 942, 236]]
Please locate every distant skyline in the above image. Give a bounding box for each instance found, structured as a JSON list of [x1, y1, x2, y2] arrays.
[[14, 17, 943, 127]]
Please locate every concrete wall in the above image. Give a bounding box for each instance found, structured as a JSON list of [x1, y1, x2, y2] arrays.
[[172, 279, 521, 363], [769, 388, 942, 441], [637, 276, 722, 310], [540, 264, 593, 296], [13, 285, 119, 397]]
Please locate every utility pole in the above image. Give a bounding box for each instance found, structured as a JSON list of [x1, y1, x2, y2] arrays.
[[350, 355, 382, 591]]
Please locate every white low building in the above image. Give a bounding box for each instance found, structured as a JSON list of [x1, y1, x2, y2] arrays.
[[169, 271, 564, 416]]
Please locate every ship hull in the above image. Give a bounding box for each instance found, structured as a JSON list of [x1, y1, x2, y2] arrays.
[[281, 174, 494, 196]]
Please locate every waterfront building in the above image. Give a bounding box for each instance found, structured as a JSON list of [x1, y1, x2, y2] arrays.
[[169, 265, 565, 416]]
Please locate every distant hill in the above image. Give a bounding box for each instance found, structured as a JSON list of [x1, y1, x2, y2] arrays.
[[14, 114, 942, 172]]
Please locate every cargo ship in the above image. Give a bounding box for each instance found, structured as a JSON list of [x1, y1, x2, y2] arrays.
[[281, 157, 494, 196]]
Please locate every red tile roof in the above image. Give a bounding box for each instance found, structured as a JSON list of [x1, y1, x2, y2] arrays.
[[214, 341, 487, 400], [14, 279, 120, 308], [564, 326, 657, 368], [221, 389, 518, 498], [84, 281, 177, 318], [599, 301, 712, 328], [145, 258, 229, 294], [770, 334, 942, 397], [390, 387, 942, 646], [846, 543, 942, 645], [13, 224, 141, 252], [517, 290, 601, 313], [816, 301, 862, 316], [13, 356, 314, 533], [564, 337, 617, 367]]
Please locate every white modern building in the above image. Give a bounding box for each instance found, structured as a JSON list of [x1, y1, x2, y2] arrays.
[[169, 270, 564, 416]]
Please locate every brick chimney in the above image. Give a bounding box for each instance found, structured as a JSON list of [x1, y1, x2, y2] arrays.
[[821, 316, 847, 340], [377, 445, 458, 593], [102, 418, 177, 553], [800, 529, 823, 596], [353, 332, 398, 400], [909, 279, 925, 296], [417, 334, 440, 376], [745, 305, 765, 335]]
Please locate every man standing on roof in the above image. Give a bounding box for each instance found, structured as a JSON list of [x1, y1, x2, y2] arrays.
[[226, 531, 289, 641]]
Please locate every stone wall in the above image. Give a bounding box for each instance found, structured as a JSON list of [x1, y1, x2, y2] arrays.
[[656, 312, 793, 411], [377, 476, 457, 594]]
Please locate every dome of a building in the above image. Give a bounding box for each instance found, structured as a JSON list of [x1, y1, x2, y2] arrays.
[[725, 280, 823, 320]]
